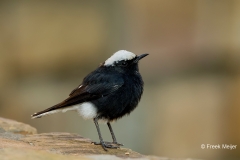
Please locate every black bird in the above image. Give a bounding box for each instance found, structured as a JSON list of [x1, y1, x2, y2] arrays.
[[31, 50, 148, 150]]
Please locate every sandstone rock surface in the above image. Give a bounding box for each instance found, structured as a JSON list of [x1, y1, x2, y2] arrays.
[[0, 117, 200, 160]]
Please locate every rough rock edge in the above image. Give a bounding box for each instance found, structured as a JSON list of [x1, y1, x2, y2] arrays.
[[0, 117, 37, 135], [0, 117, 201, 160]]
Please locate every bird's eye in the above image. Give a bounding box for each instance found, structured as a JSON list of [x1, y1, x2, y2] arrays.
[[121, 61, 127, 66]]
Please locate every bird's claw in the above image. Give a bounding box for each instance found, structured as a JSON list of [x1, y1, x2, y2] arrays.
[[92, 141, 123, 150], [112, 142, 124, 146]]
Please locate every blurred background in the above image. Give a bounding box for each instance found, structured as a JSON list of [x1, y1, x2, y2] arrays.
[[0, 0, 240, 159]]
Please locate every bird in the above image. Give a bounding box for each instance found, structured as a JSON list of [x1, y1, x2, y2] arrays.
[[31, 50, 148, 151]]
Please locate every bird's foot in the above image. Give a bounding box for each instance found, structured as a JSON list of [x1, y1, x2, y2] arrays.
[[112, 141, 124, 146], [92, 141, 123, 150]]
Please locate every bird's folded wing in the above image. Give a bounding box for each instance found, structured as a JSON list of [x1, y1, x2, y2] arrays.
[[32, 72, 124, 116], [70, 72, 124, 97]]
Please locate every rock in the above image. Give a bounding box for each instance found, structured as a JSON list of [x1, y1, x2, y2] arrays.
[[0, 117, 144, 160], [0, 117, 200, 160], [22, 132, 143, 158], [0, 117, 37, 135], [0, 148, 89, 160]]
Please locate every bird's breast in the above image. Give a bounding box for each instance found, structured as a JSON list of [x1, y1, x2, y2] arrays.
[[92, 73, 143, 121]]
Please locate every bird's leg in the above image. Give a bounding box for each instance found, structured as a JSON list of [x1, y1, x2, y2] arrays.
[[93, 118, 118, 150], [107, 122, 123, 146]]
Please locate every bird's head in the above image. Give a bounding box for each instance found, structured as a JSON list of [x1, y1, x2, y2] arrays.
[[103, 50, 148, 72]]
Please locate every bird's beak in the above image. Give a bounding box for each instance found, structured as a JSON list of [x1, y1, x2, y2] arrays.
[[134, 53, 149, 63]]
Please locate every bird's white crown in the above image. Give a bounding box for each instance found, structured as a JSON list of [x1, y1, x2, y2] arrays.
[[104, 50, 136, 66]]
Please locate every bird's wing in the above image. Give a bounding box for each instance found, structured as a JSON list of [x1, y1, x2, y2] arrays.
[[32, 72, 124, 117], [63, 72, 124, 107], [69, 71, 124, 97]]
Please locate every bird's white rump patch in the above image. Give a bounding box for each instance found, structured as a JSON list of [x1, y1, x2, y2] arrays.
[[104, 50, 136, 66], [76, 102, 97, 119], [31, 102, 97, 119]]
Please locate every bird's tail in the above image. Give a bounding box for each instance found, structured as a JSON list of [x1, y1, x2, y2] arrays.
[[31, 100, 81, 119], [31, 93, 87, 119], [31, 101, 67, 119], [31, 105, 62, 119]]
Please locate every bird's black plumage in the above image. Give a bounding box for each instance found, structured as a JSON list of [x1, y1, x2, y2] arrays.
[[32, 50, 148, 150], [90, 63, 143, 121]]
